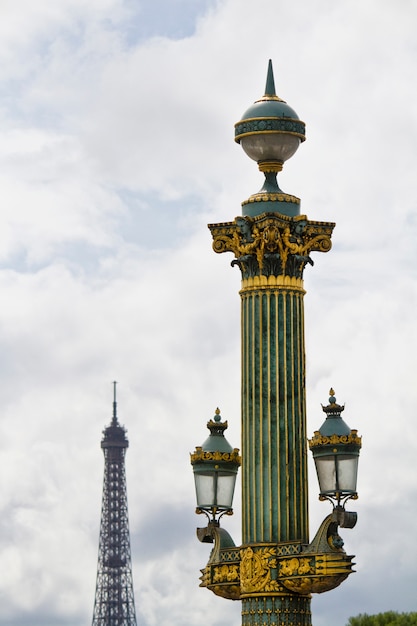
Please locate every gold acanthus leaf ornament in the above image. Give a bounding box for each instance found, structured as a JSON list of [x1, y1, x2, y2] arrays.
[[213, 564, 240, 583], [190, 447, 241, 464], [309, 430, 362, 449], [209, 213, 334, 280]]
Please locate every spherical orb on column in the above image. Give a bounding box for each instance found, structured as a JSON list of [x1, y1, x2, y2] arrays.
[[235, 59, 305, 168], [234, 60, 306, 217]]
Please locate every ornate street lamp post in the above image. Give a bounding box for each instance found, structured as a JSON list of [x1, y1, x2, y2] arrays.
[[191, 61, 362, 626]]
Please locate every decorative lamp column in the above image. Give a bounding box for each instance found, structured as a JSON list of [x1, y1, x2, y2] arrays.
[[192, 60, 362, 626]]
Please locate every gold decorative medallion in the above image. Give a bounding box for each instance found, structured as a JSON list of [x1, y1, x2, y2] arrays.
[[240, 546, 280, 594]]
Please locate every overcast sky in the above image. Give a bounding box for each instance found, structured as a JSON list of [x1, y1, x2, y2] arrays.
[[0, 1, 416, 625]]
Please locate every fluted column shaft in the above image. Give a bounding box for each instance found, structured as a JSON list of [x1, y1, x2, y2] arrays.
[[241, 280, 308, 546], [239, 278, 311, 626]]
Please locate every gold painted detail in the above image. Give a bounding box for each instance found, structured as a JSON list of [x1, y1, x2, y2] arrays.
[[240, 546, 280, 594], [277, 551, 354, 594], [199, 529, 242, 601], [199, 565, 210, 588], [258, 160, 283, 173], [240, 274, 305, 293], [205, 583, 240, 601], [200, 564, 240, 600], [309, 430, 362, 449], [213, 564, 240, 583], [190, 447, 241, 465], [279, 557, 315, 577], [279, 553, 354, 594], [199, 518, 355, 601], [281, 573, 349, 595], [242, 192, 300, 206], [278, 514, 356, 594], [200, 558, 241, 600], [208, 213, 334, 281]]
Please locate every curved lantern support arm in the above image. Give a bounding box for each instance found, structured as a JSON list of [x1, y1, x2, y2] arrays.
[[303, 512, 348, 554], [197, 522, 241, 601], [196, 512, 358, 601], [196, 521, 236, 550], [278, 513, 357, 595]]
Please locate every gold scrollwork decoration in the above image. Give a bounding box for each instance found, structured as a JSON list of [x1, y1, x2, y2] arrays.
[[313, 236, 332, 253], [278, 516, 356, 595], [281, 574, 349, 595], [212, 235, 236, 255], [190, 447, 241, 465], [213, 564, 240, 583], [309, 430, 362, 449], [208, 584, 240, 600], [201, 563, 241, 600], [279, 557, 314, 578], [242, 192, 300, 205]]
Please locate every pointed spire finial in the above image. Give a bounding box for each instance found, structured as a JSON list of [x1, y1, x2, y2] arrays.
[[112, 380, 118, 424], [265, 59, 276, 97], [255, 59, 285, 104]]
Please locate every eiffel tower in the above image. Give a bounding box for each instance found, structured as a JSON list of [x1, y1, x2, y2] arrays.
[[92, 383, 137, 626]]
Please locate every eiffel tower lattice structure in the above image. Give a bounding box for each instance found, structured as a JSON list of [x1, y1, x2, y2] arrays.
[[92, 383, 137, 626]]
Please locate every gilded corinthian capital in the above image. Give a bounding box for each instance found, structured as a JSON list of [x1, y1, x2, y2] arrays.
[[208, 213, 334, 281]]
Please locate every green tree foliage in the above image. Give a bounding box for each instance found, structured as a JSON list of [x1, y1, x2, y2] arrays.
[[347, 612, 417, 626]]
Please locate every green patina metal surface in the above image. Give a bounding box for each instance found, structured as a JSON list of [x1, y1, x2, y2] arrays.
[[234, 60, 306, 144], [242, 596, 312, 626], [241, 288, 308, 545]]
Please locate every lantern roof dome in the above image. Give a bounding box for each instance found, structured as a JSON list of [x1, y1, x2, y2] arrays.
[[201, 408, 234, 454], [317, 389, 352, 437]]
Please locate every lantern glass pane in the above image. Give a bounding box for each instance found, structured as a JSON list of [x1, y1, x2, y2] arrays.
[[315, 453, 359, 496], [216, 472, 237, 509], [314, 457, 336, 494], [337, 455, 359, 493], [194, 473, 215, 508]]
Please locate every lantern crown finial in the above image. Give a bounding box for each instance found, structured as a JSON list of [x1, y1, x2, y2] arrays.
[[322, 388, 345, 418], [207, 407, 228, 437]]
